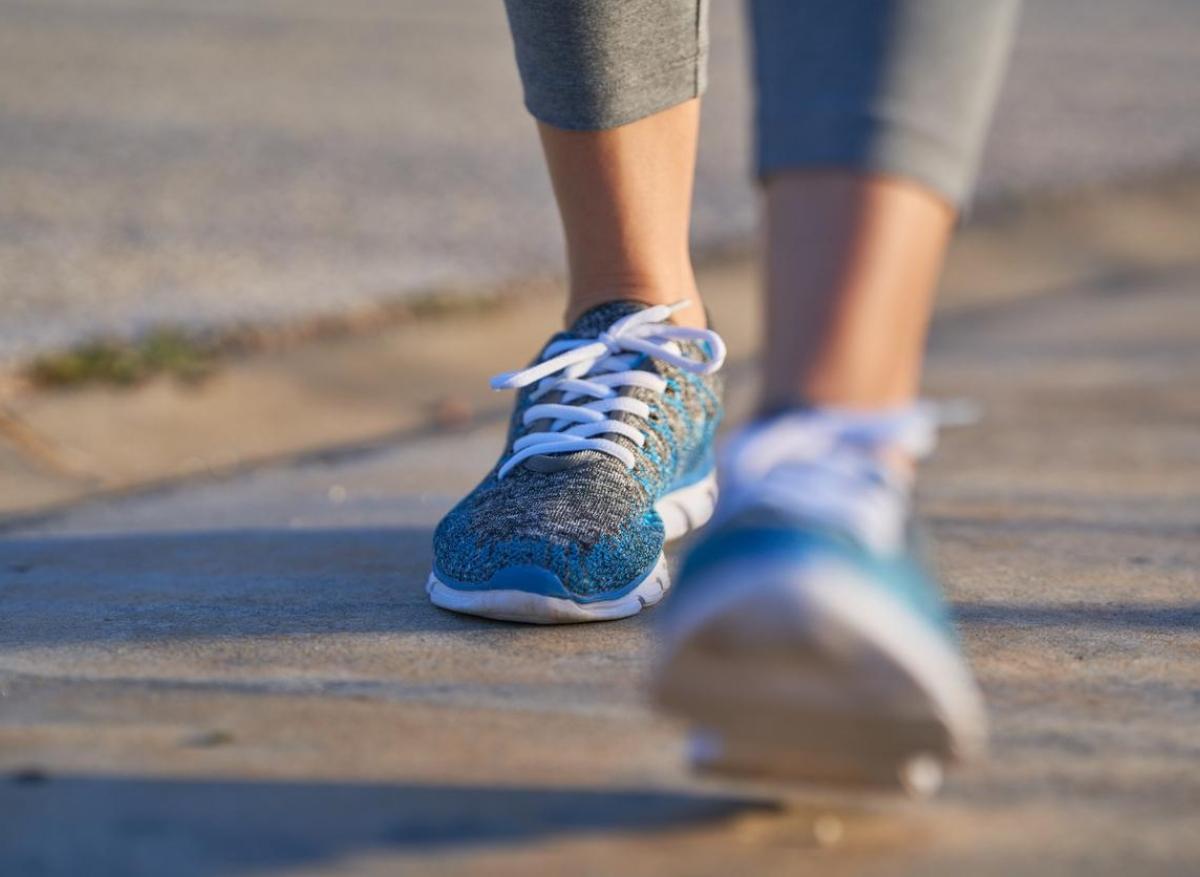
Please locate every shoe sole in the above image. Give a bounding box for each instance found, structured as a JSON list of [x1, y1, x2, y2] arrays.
[[426, 469, 718, 624], [655, 469, 720, 542], [650, 554, 987, 794]]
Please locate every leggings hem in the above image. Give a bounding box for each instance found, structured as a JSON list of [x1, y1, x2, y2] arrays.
[[757, 106, 982, 208], [523, 50, 709, 132]]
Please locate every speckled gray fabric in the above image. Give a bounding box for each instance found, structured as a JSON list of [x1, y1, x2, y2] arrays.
[[433, 301, 723, 598], [502, 0, 709, 131]]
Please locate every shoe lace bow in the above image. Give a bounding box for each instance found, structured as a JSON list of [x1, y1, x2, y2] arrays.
[[489, 301, 725, 479]]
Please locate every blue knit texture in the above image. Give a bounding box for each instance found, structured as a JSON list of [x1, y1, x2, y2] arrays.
[[434, 301, 723, 599]]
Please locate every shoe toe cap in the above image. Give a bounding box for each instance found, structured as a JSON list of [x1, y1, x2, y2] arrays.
[[433, 510, 663, 599]]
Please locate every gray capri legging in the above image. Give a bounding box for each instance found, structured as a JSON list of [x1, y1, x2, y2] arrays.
[[501, 0, 1020, 207]]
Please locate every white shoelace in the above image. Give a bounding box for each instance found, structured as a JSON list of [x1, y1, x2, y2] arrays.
[[490, 301, 726, 480], [716, 405, 953, 555]]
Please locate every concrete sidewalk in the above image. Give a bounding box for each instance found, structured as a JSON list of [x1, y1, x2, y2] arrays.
[[2, 225, 1198, 873], [4, 173, 1200, 522]]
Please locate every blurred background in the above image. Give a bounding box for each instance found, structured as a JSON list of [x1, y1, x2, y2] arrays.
[[3, 3, 1200, 875], [2, 0, 1199, 361], [2, 0, 1199, 519]]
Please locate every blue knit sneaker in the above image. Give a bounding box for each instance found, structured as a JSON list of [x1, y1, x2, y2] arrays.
[[651, 407, 987, 793], [428, 301, 725, 623]]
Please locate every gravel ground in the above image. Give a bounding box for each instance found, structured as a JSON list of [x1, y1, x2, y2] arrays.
[[2, 0, 1198, 361]]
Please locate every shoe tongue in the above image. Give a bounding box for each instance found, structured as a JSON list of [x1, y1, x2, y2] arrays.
[[567, 300, 652, 338]]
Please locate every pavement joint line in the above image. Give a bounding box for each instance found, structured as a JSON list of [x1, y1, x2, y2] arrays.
[[5, 166, 1197, 395], [0, 404, 99, 482], [1, 248, 1192, 538], [2, 171, 1199, 526], [0, 285, 1187, 537], [0, 415, 481, 535]]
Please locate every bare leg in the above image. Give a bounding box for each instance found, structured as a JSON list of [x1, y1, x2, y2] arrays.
[[653, 0, 1017, 790], [760, 172, 954, 412], [536, 99, 707, 329]]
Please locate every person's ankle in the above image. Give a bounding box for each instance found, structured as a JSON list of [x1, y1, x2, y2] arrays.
[[565, 289, 707, 330]]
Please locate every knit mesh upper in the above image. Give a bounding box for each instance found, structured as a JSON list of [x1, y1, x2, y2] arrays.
[[433, 301, 723, 598]]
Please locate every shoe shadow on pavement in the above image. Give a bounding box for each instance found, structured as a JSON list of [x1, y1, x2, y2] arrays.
[[0, 526, 479, 647], [0, 773, 780, 876], [3, 525, 1197, 647], [0, 525, 797, 874]]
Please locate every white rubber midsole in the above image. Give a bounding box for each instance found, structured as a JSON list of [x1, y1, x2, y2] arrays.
[[658, 469, 719, 543], [427, 553, 668, 624], [426, 470, 717, 623], [653, 554, 988, 771]]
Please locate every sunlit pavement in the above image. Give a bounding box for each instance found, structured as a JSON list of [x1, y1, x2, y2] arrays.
[[3, 1, 1199, 872], [3, 262, 1198, 875]]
